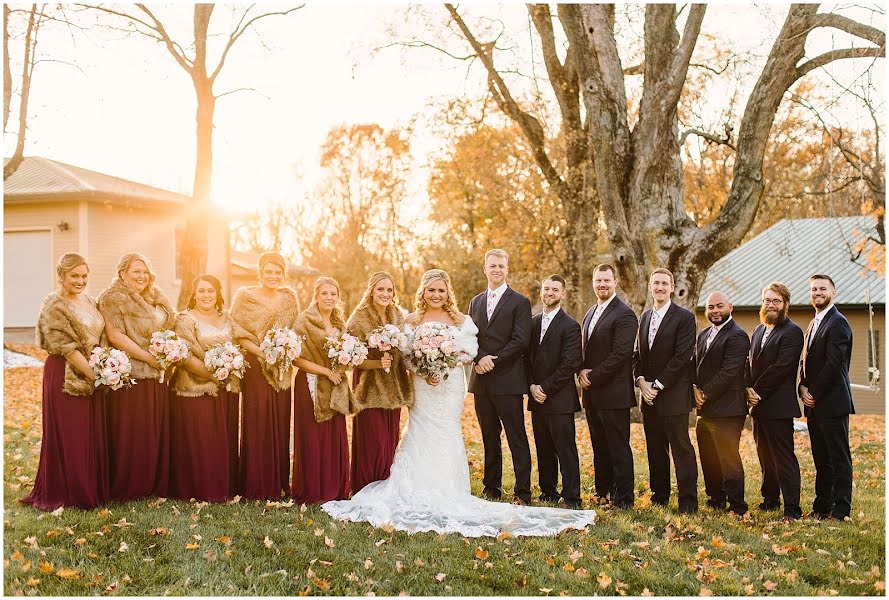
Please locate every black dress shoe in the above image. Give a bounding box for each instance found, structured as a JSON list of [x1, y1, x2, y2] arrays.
[[482, 488, 502, 501], [563, 500, 583, 510], [758, 502, 780, 511], [706, 500, 728, 511], [805, 511, 832, 520], [678, 506, 699, 515], [539, 494, 560, 504]]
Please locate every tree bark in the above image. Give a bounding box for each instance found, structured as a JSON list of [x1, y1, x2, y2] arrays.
[[4, 5, 12, 132]]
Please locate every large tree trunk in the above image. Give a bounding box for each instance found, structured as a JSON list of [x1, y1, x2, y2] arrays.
[[176, 5, 214, 309]]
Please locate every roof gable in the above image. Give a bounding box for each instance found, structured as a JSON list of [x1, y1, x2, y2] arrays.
[[698, 216, 884, 308], [4, 156, 189, 207]]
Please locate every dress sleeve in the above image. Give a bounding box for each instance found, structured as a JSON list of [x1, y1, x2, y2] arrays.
[[454, 319, 479, 359]]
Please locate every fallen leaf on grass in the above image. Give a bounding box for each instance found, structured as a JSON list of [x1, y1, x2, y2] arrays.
[[311, 577, 330, 590], [435, 573, 446, 582], [50, 507, 64, 517], [56, 568, 80, 580], [563, 563, 575, 573], [763, 580, 778, 592], [324, 536, 335, 548], [575, 568, 590, 579], [771, 544, 796, 555], [26, 577, 40, 587], [496, 532, 513, 542], [395, 560, 403, 573], [568, 550, 584, 562], [711, 536, 726, 548], [215, 535, 232, 545], [263, 536, 274, 549], [24, 536, 38, 549], [203, 549, 218, 562], [364, 559, 374, 570], [699, 587, 713, 596], [38, 561, 54, 574], [148, 528, 169, 537], [74, 538, 86, 546], [695, 546, 711, 560], [474, 547, 489, 560], [118, 542, 129, 552], [597, 572, 612, 589], [875, 581, 886, 592], [640, 588, 654, 596], [185, 543, 200, 550]]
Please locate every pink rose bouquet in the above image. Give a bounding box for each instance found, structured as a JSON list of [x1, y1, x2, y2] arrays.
[[204, 341, 248, 392], [324, 333, 368, 371], [403, 322, 472, 380], [89, 346, 137, 390], [366, 324, 408, 373], [148, 330, 190, 383], [259, 327, 303, 384]]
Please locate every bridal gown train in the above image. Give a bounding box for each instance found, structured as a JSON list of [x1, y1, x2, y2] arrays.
[[322, 318, 597, 537]]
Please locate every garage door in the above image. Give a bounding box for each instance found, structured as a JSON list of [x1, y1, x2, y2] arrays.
[[4, 230, 53, 327]]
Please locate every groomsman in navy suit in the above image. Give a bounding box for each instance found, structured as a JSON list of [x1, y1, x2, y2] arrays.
[[633, 268, 698, 514], [799, 274, 854, 521], [525, 275, 583, 508], [578, 263, 639, 508], [693, 291, 751, 515], [746, 281, 805, 520], [468, 249, 533, 504]]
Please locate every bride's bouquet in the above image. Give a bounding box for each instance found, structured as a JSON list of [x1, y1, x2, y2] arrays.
[[324, 333, 369, 371], [259, 327, 303, 384], [403, 321, 473, 381], [89, 346, 137, 390], [204, 341, 248, 392], [366, 324, 408, 373], [148, 330, 190, 383]]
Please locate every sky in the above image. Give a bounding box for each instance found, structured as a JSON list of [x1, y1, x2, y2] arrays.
[[4, 2, 885, 216]]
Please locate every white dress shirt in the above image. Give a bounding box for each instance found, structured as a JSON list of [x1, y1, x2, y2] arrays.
[[587, 293, 617, 339], [807, 303, 834, 347], [486, 283, 508, 319], [540, 306, 561, 342], [649, 301, 672, 390]]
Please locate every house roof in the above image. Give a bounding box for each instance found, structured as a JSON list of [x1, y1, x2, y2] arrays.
[[4, 156, 189, 207], [230, 249, 318, 278], [698, 216, 885, 309]]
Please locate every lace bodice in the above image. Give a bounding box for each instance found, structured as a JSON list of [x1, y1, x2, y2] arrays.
[[195, 317, 233, 347], [323, 315, 596, 537]]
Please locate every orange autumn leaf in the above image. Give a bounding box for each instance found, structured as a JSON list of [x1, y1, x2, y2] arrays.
[[56, 568, 80, 580], [474, 547, 489, 560], [597, 572, 612, 589]]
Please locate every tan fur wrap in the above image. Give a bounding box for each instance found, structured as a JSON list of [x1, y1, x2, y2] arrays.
[[97, 279, 175, 380], [295, 302, 355, 422], [36, 293, 102, 396], [347, 306, 414, 412], [171, 311, 240, 397], [229, 286, 301, 391]]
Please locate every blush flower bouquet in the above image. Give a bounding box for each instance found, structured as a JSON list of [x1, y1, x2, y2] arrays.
[[148, 330, 190, 383], [89, 346, 137, 390]]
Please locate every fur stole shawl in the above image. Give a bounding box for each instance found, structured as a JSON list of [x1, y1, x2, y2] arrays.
[[347, 305, 414, 412], [172, 310, 238, 397], [97, 278, 175, 380], [230, 286, 300, 390], [36, 292, 104, 396], [295, 302, 355, 422]]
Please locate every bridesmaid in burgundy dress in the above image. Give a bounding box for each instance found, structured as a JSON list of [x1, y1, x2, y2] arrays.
[[230, 252, 300, 500], [98, 252, 175, 501], [293, 277, 352, 504], [23, 253, 109, 510], [347, 272, 414, 493], [170, 275, 240, 502]]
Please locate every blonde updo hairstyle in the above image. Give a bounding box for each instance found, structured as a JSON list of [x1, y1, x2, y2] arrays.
[[355, 271, 401, 324], [413, 269, 461, 325], [312, 276, 347, 331], [116, 252, 157, 289], [56, 252, 89, 283]]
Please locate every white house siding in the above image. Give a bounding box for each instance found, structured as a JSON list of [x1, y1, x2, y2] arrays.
[[4, 200, 80, 259], [87, 202, 180, 302]]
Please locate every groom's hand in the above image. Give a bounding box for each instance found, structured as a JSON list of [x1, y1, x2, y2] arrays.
[[529, 384, 547, 403], [475, 355, 497, 374]]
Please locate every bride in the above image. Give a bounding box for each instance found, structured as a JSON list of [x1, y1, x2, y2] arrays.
[[322, 269, 596, 537]]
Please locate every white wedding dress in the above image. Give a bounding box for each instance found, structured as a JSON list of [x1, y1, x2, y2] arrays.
[[322, 318, 597, 537]]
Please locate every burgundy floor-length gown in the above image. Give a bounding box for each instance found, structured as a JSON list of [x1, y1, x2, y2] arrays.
[[292, 369, 350, 504], [350, 369, 401, 494], [238, 353, 291, 499], [22, 355, 109, 510], [106, 378, 170, 501], [170, 390, 238, 502]]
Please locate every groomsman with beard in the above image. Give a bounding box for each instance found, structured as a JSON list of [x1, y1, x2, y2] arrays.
[[577, 264, 639, 509], [525, 275, 583, 508], [468, 249, 534, 505], [746, 281, 804, 521], [633, 268, 698, 514], [693, 292, 751, 515], [799, 274, 854, 521]]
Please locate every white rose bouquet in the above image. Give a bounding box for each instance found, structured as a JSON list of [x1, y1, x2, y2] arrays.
[[89, 346, 137, 391], [148, 330, 190, 383], [259, 327, 303, 384], [204, 341, 248, 392], [366, 324, 408, 373], [324, 333, 369, 371]]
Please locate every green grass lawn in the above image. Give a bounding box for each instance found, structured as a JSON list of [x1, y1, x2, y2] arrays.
[[3, 360, 885, 596]]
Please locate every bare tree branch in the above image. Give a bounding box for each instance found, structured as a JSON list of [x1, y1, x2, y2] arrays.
[[135, 4, 194, 72], [680, 127, 736, 149], [808, 11, 886, 46], [796, 46, 885, 79], [375, 39, 476, 61], [209, 4, 303, 82], [215, 86, 269, 100]]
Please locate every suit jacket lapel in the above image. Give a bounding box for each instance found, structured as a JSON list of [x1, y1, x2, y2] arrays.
[[540, 309, 563, 345], [581, 306, 594, 357], [751, 324, 765, 362], [476, 292, 489, 330], [531, 314, 542, 350], [640, 309, 652, 354], [487, 286, 512, 326]]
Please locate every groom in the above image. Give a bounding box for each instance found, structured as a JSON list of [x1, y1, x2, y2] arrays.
[[468, 249, 533, 505]]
